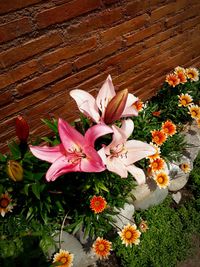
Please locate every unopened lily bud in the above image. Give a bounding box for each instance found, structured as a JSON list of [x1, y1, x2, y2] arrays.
[[15, 115, 29, 142], [104, 89, 128, 124], [7, 160, 23, 182]]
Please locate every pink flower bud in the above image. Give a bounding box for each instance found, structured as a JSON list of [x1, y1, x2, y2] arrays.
[[104, 89, 128, 124]]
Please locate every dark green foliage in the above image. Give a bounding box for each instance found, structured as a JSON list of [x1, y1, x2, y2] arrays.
[[114, 197, 200, 267]]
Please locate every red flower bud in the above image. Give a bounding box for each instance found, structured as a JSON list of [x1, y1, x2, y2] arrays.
[[104, 89, 128, 124], [15, 115, 29, 142]]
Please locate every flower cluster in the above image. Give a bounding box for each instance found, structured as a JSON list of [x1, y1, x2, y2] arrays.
[[0, 67, 198, 265]]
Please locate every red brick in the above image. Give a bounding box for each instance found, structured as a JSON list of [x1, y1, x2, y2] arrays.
[[101, 43, 143, 69], [0, 18, 32, 44], [145, 27, 178, 48], [125, 1, 149, 17], [0, 60, 39, 90], [0, 32, 63, 69], [0, 90, 13, 107], [103, 0, 119, 5], [74, 39, 122, 69], [159, 33, 186, 52], [125, 23, 162, 46], [0, 88, 54, 121], [151, 2, 176, 21], [39, 37, 97, 68], [0, 0, 43, 15], [100, 14, 150, 43], [166, 4, 200, 27], [182, 15, 200, 31], [36, 0, 101, 29], [67, 7, 123, 37], [120, 46, 159, 72], [16, 63, 72, 96], [50, 65, 100, 94]]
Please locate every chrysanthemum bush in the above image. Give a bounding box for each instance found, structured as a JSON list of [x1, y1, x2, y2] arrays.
[[0, 67, 199, 266]]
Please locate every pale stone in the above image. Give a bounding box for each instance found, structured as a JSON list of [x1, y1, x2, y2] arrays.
[[172, 192, 182, 204], [112, 203, 135, 229], [48, 232, 97, 267]]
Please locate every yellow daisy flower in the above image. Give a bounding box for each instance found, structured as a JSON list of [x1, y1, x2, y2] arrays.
[[178, 93, 193, 107], [154, 171, 170, 189], [147, 143, 161, 161], [188, 105, 200, 119], [174, 66, 186, 75], [118, 224, 141, 247], [53, 249, 74, 267], [180, 163, 191, 173], [0, 192, 13, 217], [92, 237, 112, 259], [186, 67, 199, 82]]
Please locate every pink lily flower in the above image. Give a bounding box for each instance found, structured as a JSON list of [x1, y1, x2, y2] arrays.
[[30, 118, 113, 182], [70, 75, 139, 124], [98, 119, 156, 184]]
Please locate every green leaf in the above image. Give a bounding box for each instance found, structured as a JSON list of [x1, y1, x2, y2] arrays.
[[32, 183, 40, 200], [41, 118, 58, 133], [8, 141, 21, 160], [0, 153, 7, 162]]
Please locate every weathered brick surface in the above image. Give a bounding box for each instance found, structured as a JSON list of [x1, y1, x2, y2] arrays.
[[0, 33, 63, 68], [0, 0, 200, 152], [0, 18, 32, 44], [36, 0, 101, 28]]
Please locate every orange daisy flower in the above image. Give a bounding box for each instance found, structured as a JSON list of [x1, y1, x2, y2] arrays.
[[154, 171, 170, 189], [161, 120, 176, 136], [188, 105, 200, 119], [90, 195, 107, 214], [174, 66, 187, 84], [149, 158, 165, 172], [178, 93, 193, 107], [152, 111, 161, 117], [0, 192, 13, 217], [118, 224, 141, 247], [92, 237, 112, 259], [147, 143, 161, 161], [151, 130, 167, 146], [186, 67, 199, 82], [139, 220, 149, 233], [165, 73, 180, 87], [53, 249, 74, 267], [179, 163, 191, 173], [132, 99, 144, 112]]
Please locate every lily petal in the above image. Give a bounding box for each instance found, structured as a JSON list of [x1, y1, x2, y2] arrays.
[[70, 89, 100, 123], [106, 156, 128, 178], [96, 75, 116, 116], [81, 146, 105, 172], [46, 156, 79, 182], [121, 119, 134, 139], [122, 94, 138, 117], [126, 164, 146, 185], [58, 118, 85, 151], [122, 140, 156, 165], [29, 144, 65, 163], [85, 124, 113, 147]]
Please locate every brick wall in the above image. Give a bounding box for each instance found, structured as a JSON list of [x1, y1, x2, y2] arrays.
[[0, 0, 200, 153]]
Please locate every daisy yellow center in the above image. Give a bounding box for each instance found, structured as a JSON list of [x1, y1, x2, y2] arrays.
[[0, 198, 9, 208], [154, 136, 160, 142], [191, 110, 197, 116], [125, 230, 133, 239], [98, 244, 105, 251], [158, 176, 164, 184], [152, 162, 158, 168], [181, 99, 187, 105], [188, 72, 194, 78], [95, 201, 100, 207], [60, 257, 67, 263]]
